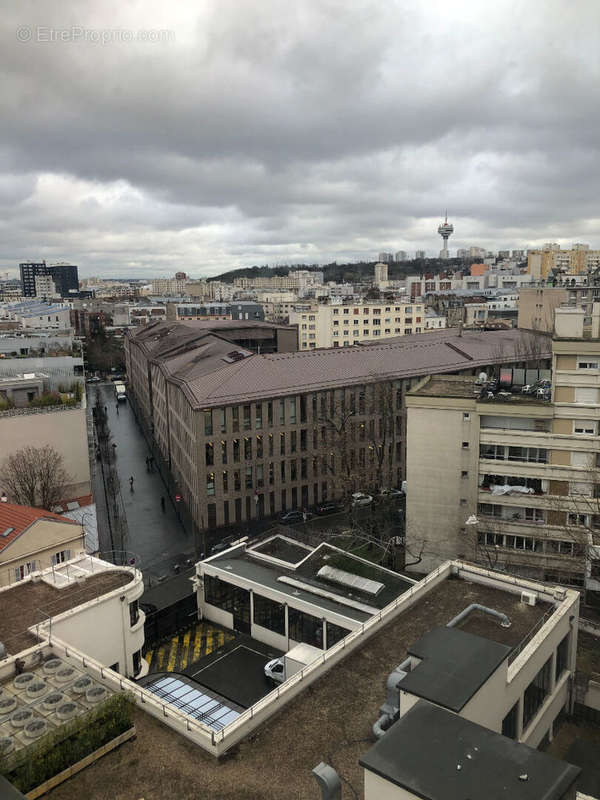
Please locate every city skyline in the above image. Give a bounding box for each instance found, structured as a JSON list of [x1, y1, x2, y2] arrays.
[[1, 0, 598, 277]]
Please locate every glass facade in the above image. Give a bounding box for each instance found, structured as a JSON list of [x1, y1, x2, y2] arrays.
[[253, 594, 285, 635]]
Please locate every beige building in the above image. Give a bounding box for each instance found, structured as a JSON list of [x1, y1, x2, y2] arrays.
[[0, 502, 85, 586], [125, 323, 551, 535], [527, 243, 600, 278], [405, 305, 600, 605], [150, 277, 187, 296], [0, 403, 91, 498], [289, 300, 426, 350], [518, 287, 569, 331]]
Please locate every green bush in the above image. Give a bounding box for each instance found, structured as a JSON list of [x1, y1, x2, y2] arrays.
[[0, 398, 15, 411], [28, 392, 62, 407], [1, 693, 134, 794]]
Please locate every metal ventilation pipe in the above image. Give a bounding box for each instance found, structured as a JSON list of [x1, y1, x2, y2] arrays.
[[447, 604, 511, 629], [373, 656, 412, 739], [312, 762, 341, 800]]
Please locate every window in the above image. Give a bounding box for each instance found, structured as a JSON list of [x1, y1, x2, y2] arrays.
[[256, 463, 264, 488], [51, 550, 70, 565], [326, 622, 351, 648], [129, 600, 140, 627], [232, 407, 239, 432], [289, 397, 297, 424], [14, 562, 36, 581], [300, 395, 307, 423], [578, 361, 599, 370], [280, 461, 286, 482], [291, 431, 297, 453], [463, 413, 470, 420], [221, 441, 228, 464], [222, 470, 229, 492], [279, 399, 285, 425], [245, 466, 253, 489], [204, 575, 248, 615], [204, 409, 213, 436], [243, 404, 251, 430], [255, 403, 263, 429], [290, 460, 297, 481], [462, 441, 469, 449], [256, 435, 263, 458], [219, 409, 227, 433], [280, 432, 286, 455], [234, 470, 241, 491], [233, 439, 240, 462], [574, 420, 596, 435], [205, 442, 214, 466], [207, 472, 215, 495], [267, 401, 273, 427], [253, 594, 285, 635], [502, 702, 519, 740], [522, 658, 552, 730], [288, 608, 323, 648], [461, 471, 468, 478]]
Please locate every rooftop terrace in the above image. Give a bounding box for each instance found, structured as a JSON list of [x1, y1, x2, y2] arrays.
[[409, 374, 551, 405], [0, 559, 132, 656], [45, 575, 553, 800]]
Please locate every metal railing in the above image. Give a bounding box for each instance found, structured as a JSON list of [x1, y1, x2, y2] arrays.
[[507, 604, 556, 665]]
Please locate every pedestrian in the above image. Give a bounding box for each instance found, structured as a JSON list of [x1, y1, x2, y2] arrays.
[[160, 496, 166, 513], [149, 455, 154, 471], [104, 405, 107, 414], [129, 475, 135, 492], [302, 509, 308, 523], [145, 456, 150, 472], [116, 403, 119, 414]]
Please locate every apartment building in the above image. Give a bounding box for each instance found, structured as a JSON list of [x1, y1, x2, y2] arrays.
[[125, 323, 551, 534], [0, 503, 85, 587], [289, 300, 426, 350], [150, 277, 187, 296], [528, 244, 600, 278], [233, 270, 324, 290], [405, 306, 600, 606], [112, 302, 167, 327], [519, 279, 600, 332], [173, 302, 232, 321]]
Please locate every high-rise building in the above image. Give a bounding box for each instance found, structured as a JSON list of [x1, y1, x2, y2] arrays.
[[377, 252, 394, 264], [374, 262, 388, 285], [415, 250, 426, 259], [437, 214, 454, 259], [395, 250, 408, 262], [19, 261, 79, 298], [527, 244, 600, 278]]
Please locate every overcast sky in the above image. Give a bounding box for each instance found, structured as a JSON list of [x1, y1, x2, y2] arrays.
[[1, 0, 599, 278]]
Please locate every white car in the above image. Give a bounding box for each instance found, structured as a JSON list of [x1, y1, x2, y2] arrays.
[[351, 492, 373, 507], [264, 657, 285, 685]]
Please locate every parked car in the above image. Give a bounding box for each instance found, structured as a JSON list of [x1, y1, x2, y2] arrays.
[[351, 492, 373, 507], [314, 502, 342, 516], [86, 376, 101, 383], [210, 536, 237, 555], [264, 657, 285, 685], [379, 488, 403, 499], [280, 510, 313, 524]]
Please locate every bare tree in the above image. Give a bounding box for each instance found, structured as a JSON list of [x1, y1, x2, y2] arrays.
[[1, 446, 72, 509]]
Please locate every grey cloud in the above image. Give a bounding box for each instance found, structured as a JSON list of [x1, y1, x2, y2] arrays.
[[1, 0, 599, 276]]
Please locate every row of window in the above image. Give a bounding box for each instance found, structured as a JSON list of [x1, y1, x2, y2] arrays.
[[206, 445, 401, 494], [204, 576, 351, 649], [331, 317, 421, 326], [480, 444, 548, 463], [477, 532, 585, 556], [203, 387, 402, 436]]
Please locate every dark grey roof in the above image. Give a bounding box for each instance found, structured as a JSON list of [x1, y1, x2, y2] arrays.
[[360, 700, 581, 800], [399, 626, 511, 711]]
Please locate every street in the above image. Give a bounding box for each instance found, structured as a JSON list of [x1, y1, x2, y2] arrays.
[[92, 383, 195, 583]]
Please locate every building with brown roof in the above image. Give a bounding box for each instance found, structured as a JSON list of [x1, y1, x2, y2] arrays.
[[0, 503, 85, 587], [125, 323, 551, 535]]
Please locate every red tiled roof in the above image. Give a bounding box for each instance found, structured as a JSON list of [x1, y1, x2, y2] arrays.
[[0, 503, 78, 553]]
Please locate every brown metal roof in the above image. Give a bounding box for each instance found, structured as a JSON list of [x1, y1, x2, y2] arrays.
[[130, 327, 550, 409]]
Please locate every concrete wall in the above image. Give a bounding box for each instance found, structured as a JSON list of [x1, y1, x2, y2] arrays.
[[0, 405, 91, 497], [364, 771, 417, 800], [49, 568, 144, 676], [0, 518, 85, 587]]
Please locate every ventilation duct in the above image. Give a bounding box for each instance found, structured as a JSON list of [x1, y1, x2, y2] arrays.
[[312, 762, 341, 800], [447, 604, 511, 629]]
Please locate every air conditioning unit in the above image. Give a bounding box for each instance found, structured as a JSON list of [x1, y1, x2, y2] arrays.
[[520, 590, 537, 606]]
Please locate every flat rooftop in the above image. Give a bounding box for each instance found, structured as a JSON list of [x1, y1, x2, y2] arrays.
[[206, 541, 415, 622], [44, 576, 552, 800], [409, 375, 550, 405], [360, 700, 580, 800], [0, 565, 132, 656]]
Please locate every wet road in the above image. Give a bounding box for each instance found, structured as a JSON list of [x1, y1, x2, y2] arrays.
[[94, 383, 195, 582]]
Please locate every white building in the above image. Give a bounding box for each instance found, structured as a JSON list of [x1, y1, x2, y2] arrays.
[[289, 300, 426, 350], [374, 262, 389, 285]]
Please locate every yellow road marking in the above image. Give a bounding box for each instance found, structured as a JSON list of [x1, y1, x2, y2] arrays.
[[206, 629, 215, 655], [166, 637, 179, 671], [156, 645, 166, 671], [192, 627, 203, 662], [180, 630, 191, 670], [144, 650, 153, 664]]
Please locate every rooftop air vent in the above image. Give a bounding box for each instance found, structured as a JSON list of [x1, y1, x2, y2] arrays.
[[56, 702, 78, 721], [85, 686, 108, 705], [26, 680, 47, 699], [55, 666, 76, 684], [222, 350, 251, 363], [72, 675, 93, 694], [1, 528, 14, 538], [42, 692, 65, 712], [24, 719, 48, 739], [10, 708, 33, 728], [43, 658, 63, 675], [0, 737, 14, 755], [13, 672, 35, 690], [0, 696, 17, 715]]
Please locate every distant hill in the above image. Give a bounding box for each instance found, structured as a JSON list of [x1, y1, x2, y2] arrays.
[[210, 258, 470, 284]]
